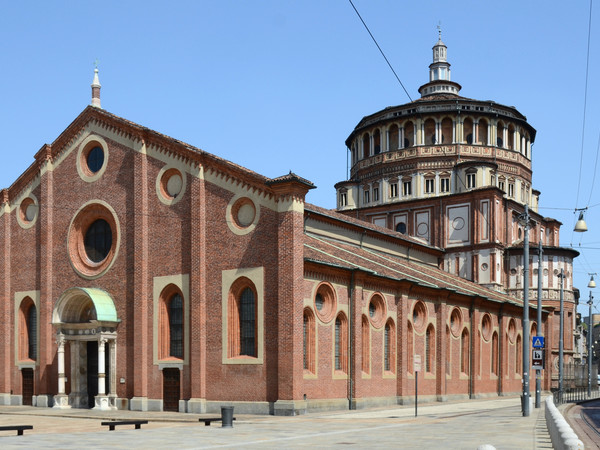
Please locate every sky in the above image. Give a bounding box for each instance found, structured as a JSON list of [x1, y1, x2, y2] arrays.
[[1, 0, 599, 316]]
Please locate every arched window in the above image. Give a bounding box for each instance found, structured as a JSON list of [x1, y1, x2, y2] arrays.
[[384, 319, 395, 373], [491, 331, 498, 375], [239, 287, 256, 357], [373, 129, 381, 154], [441, 117, 453, 143], [303, 308, 316, 373], [478, 119, 488, 145], [424, 119, 436, 144], [426, 325, 435, 373], [404, 121, 414, 147], [463, 118, 474, 144], [388, 124, 399, 150], [19, 298, 37, 361], [362, 133, 370, 159], [168, 293, 183, 358], [516, 335, 522, 375], [461, 329, 469, 374], [407, 322, 414, 374], [159, 286, 185, 360], [335, 313, 348, 372], [362, 315, 370, 374]]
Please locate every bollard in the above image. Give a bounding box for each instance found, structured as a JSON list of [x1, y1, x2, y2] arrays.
[[221, 406, 234, 428]]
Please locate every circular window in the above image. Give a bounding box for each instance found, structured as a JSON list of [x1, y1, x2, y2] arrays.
[[481, 314, 493, 341], [226, 195, 260, 236], [156, 166, 187, 205], [77, 135, 109, 182], [395, 222, 407, 234], [412, 301, 427, 332], [368, 293, 386, 328], [17, 195, 39, 229], [507, 318, 517, 343], [87, 146, 104, 174], [481, 263, 488, 271], [68, 201, 120, 279], [450, 307, 462, 337], [84, 219, 112, 262], [233, 198, 256, 228], [314, 283, 336, 323], [417, 222, 429, 237], [452, 217, 465, 231]]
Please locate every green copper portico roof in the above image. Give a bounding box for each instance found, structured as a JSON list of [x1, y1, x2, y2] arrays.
[[52, 287, 120, 324]]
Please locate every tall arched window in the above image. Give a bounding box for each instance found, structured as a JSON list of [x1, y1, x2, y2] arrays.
[[303, 308, 315, 373], [384, 320, 395, 373], [362, 315, 370, 374], [491, 332, 499, 375], [335, 313, 348, 372], [227, 278, 259, 359], [461, 329, 469, 374], [168, 293, 183, 358], [516, 335, 522, 375], [426, 325, 435, 373], [27, 303, 37, 360], [478, 119, 488, 145], [159, 286, 185, 361], [239, 287, 256, 357], [19, 298, 37, 361]]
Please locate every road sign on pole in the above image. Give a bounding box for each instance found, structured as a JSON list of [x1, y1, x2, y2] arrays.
[[532, 336, 545, 348], [532, 349, 544, 369]]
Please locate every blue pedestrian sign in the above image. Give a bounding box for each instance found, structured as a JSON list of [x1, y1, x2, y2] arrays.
[[532, 336, 544, 348]]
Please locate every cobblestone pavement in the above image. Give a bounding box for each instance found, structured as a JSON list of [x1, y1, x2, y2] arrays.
[[0, 396, 553, 449]]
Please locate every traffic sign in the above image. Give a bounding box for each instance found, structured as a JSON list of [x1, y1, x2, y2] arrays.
[[532, 348, 544, 370], [532, 336, 544, 348]]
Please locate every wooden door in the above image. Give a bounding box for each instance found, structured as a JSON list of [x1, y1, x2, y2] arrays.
[[87, 341, 98, 408], [163, 368, 180, 412], [22, 369, 33, 406]]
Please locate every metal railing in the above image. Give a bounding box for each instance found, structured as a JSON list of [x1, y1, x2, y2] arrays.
[[553, 387, 600, 405]]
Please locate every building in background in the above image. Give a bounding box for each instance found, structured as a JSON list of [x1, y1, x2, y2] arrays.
[[335, 32, 579, 388]]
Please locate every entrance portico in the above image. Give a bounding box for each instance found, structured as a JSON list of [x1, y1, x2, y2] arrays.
[[51, 287, 120, 410]]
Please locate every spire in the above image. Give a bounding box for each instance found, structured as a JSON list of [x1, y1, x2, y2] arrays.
[[417, 28, 461, 98], [91, 61, 101, 108]]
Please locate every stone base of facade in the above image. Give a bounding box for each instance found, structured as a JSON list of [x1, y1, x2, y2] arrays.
[[203, 400, 271, 415], [273, 399, 308, 416], [53, 394, 70, 409], [0, 393, 10, 405], [94, 395, 116, 410], [35, 394, 54, 407], [350, 396, 401, 410], [130, 397, 163, 412], [181, 398, 206, 413]]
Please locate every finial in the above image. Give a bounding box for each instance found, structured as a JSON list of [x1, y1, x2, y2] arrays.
[[437, 21, 442, 40], [91, 61, 102, 109]]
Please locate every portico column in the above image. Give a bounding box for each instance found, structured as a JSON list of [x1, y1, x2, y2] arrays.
[[53, 334, 70, 408], [57, 335, 66, 395], [98, 337, 107, 396]]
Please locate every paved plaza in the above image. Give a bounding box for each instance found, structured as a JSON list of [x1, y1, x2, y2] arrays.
[[0, 396, 554, 449]]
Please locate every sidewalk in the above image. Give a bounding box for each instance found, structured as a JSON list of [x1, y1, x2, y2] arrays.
[[0, 396, 552, 449]]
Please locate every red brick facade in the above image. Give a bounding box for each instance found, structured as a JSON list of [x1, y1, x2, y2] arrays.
[[0, 105, 561, 415]]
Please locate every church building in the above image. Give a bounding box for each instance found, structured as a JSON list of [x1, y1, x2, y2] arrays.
[[0, 36, 576, 415]]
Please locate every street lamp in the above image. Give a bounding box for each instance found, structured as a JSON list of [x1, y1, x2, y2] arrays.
[[535, 240, 543, 409], [574, 208, 588, 233], [518, 205, 531, 416], [557, 269, 565, 402], [588, 290, 594, 396]]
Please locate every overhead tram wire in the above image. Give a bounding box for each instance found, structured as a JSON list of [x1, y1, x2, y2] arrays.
[[571, 0, 594, 247], [348, 0, 413, 102]]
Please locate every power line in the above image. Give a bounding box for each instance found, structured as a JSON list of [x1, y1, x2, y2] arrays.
[[348, 0, 413, 102]]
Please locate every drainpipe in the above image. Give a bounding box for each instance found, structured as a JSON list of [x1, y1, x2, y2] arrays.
[[470, 298, 475, 399], [348, 270, 356, 410], [498, 303, 505, 396]]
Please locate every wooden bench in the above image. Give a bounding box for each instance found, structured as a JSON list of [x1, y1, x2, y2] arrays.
[[0, 425, 33, 436], [199, 417, 236, 426], [101, 420, 148, 431]]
